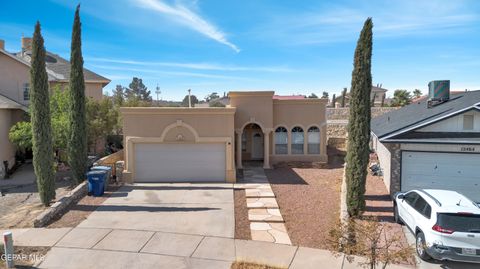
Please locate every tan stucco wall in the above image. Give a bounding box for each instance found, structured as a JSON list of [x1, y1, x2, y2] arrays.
[[85, 83, 104, 101], [120, 107, 236, 183], [0, 52, 30, 105], [229, 91, 274, 131], [271, 99, 328, 164], [229, 91, 328, 165], [120, 92, 329, 182], [50, 82, 104, 101], [0, 109, 25, 174]]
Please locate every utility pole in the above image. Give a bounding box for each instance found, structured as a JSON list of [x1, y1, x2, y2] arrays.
[[155, 84, 161, 106], [188, 89, 192, 108]]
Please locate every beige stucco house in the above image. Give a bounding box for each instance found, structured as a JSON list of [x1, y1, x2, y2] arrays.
[[121, 91, 328, 183], [0, 37, 110, 176]]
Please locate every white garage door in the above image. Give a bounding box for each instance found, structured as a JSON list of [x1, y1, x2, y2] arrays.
[[401, 151, 480, 202], [134, 143, 226, 182]]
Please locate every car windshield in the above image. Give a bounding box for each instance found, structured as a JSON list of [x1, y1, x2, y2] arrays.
[[437, 213, 480, 233]]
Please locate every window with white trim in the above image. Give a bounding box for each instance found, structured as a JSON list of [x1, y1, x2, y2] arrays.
[[274, 127, 288, 154], [307, 126, 320, 154], [23, 83, 30, 101], [291, 126, 304, 154]]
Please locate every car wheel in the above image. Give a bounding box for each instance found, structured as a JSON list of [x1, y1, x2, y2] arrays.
[[393, 204, 402, 224], [415, 232, 431, 261]]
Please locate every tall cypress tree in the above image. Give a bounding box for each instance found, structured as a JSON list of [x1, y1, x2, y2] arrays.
[[345, 18, 373, 217], [68, 5, 87, 183], [30, 22, 56, 206]]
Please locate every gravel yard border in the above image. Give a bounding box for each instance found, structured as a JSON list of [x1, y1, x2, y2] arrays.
[[33, 182, 87, 227]]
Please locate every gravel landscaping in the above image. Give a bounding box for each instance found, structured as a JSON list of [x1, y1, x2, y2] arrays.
[[0, 164, 75, 228], [264, 157, 343, 249], [234, 189, 252, 240], [46, 184, 121, 228]]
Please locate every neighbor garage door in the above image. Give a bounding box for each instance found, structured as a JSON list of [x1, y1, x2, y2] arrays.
[[134, 143, 226, 182], [401, 151, 480, 202]]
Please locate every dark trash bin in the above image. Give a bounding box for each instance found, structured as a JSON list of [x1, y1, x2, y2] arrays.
[[91, 166, 112, 191], [87, 170, 107, 197]]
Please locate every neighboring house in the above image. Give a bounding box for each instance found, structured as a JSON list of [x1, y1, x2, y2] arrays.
[[371, 87, 480, 202], [120, 91, 328, 183], [0, 94, 27, 177], [0, 37, 110, 175], [371, 85, 387, 105], [333, 85, 388, 107], [195, 96, 230, 107]]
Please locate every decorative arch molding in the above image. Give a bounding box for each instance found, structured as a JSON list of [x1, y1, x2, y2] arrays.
[[273, 124, 288, 131], [290, 124, 307, 131], [236, 120, 267, 134], [160, 120, 200, 142], [306, 124, 321, 131]]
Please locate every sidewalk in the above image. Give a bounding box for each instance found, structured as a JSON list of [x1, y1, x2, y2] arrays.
[[2, 228, 410, 269]]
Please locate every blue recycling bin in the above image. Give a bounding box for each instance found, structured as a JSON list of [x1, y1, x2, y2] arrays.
[[87, 170, 107, 197], [91, 166, 112, 191]]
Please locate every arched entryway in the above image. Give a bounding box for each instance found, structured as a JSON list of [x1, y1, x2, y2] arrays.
[[243, 123, 263, 167], [235, 122, 271, 169]]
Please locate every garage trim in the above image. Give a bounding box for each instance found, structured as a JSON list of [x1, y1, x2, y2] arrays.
[[400, 150, 480, 201], [126, 136, 233, 182], [123, 120, 234, 183], [400, 149, 480, 187]]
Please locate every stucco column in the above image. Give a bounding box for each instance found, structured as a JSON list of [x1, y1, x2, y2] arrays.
[[263, 130, 271, 169], [287, 131, 292, 155], [320, 123, 327, 156], [303, 132, 308, 155], [236, 130, 243, 169]]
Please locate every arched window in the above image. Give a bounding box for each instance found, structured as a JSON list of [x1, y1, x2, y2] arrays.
[[291, 126, 304, 154], [274, 127, 288, 154], [307, 126, 320, 154]]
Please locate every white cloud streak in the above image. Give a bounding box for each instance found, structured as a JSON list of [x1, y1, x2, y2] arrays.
[[86, 57, 294, 72], [253, 0, 479, 45], [88, 64, 258, 80], [133, 0, 239, 52]]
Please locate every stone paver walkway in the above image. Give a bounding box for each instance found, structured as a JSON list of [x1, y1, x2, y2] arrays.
[[238, 167, 292, 245]]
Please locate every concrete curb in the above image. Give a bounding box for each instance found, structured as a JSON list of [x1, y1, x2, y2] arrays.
[[33, 182, 87, 227]]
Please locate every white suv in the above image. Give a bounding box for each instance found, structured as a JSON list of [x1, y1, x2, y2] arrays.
[[394, 189, 480, 263]]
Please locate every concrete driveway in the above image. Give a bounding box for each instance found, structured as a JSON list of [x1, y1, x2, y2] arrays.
[[39, 183, 235, 268], [77, 183, 234, 238]]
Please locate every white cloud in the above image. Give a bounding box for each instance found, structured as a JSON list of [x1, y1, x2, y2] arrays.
[[133, 0, 239, 52], [86, 57, 294, 72], [253, 0, 479, 45], [88, 64, 257, 80]]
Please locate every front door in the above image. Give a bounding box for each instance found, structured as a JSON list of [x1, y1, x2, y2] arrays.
[[251, 132, 264, 160]]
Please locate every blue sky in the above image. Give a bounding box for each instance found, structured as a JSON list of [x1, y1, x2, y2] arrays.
[[1, 0, 480, 100]]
